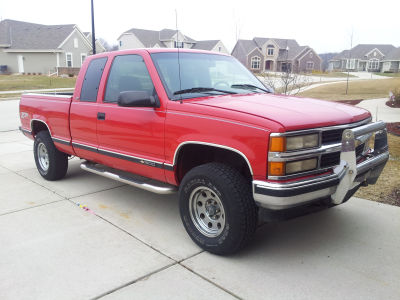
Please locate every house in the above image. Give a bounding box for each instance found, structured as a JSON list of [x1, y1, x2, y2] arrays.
[[231, 38, 322, 73], [117, 28, 229, 54], [328, 44, 396, 72], [0, 19, 105, 75], [83, 32, 109, 52], [191, 40, 228, 53], [381, 47, 400, 73]]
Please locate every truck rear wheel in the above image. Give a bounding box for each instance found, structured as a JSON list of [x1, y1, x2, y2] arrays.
[[179, 163, 258, 255], [34, 131, 68, 180]]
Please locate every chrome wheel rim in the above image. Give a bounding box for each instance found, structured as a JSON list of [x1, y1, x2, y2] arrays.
[[189, 186, 226, 237], [37, 143, 49, 171]]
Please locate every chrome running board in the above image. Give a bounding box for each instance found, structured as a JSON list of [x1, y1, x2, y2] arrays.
[[81, 161, 177, 194]]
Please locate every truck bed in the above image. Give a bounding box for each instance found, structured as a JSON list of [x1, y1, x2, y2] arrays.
[[19, 92, 74, 154]]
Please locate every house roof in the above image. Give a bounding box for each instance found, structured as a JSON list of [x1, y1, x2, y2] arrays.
[[0, 19, 75, 50], [120, 28, 196, 47], [159, 29, 175, 40], [277, 45, 309, 61], [121, 28, 162, 47], [384, 47, 400, 61], [332, 44, 396, 60], [231, 39, 259, 62], [0, 20, 11, 46], [191, 40, 220, 51], [253, 37, 299, 50]]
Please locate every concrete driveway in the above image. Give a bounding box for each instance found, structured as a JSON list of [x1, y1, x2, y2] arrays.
[[1, 99, 400, 299]]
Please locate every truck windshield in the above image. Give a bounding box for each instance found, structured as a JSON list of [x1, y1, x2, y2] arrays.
[[151, 52, 271, 100]]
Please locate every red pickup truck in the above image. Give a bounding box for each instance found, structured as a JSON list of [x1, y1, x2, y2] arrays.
[[19, 49, 389, 255]]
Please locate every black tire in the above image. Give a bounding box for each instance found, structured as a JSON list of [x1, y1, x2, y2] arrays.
[[179, 163, 258, 255], [33, 131, 68, 180]]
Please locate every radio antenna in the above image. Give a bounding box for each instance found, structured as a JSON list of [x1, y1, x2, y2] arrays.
[[175, 9, 183, 103]]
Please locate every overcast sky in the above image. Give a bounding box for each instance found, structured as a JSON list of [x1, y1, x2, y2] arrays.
[[1, 0, 399, 53]]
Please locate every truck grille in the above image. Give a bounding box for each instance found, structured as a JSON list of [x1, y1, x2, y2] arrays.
[[322, 129, 344, 144], [320, 143, 365, 168]]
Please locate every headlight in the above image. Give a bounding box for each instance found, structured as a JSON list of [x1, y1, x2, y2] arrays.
[[286, 134, 319, 151], [268, 158, 318, 176], [269, 134, 319, 152], [286, 158, 317, 174]]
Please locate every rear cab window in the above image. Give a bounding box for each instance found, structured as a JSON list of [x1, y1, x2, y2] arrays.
[[80, 57, 108, 102]]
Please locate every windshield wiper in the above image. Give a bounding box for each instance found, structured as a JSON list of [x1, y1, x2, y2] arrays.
[[231, 84, 271, 93], [173, 87, 237, 96]]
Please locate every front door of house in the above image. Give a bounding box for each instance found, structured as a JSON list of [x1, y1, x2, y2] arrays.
[[17, 55, 24, 73], [265, 60, 271, 70]]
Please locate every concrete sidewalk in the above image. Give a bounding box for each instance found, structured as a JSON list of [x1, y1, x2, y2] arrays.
[[356, 98, 400, 122], [0, 99, 20, 132], [1, 100, 400, 299]]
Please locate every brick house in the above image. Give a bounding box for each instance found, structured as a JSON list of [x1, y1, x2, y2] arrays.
[[231, 37, 321, 73]]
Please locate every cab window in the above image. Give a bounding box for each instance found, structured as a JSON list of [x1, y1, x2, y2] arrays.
[[80, 57, 107, 102], [104, 55, 155, 103]]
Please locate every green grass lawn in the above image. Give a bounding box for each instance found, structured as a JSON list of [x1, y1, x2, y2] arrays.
[[298, 78, 400, 100], [374, 72, 400, 78], [0, 75, 76, 91]]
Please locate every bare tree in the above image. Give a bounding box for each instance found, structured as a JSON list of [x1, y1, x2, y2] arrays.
[[98, 38, 118, 52], [262, 70, 311, 95]]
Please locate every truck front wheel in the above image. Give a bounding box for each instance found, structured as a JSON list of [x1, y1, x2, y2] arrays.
[[34, 131, 68, 180], [179, 163, 258, 255]]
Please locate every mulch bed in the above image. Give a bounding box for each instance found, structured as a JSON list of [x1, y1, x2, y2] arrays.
[[387, 122, 400, 136], [387, 188, 400, 207], [334, 99, 363, 105], [385, 100, 400, 108]]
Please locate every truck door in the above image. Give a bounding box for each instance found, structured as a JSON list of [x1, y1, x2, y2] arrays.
[[70, 57, 108, 161], [96, 54, 166, 182]]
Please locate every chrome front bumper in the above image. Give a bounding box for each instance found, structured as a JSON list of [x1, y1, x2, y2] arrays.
[[253, 121, 389, 210]]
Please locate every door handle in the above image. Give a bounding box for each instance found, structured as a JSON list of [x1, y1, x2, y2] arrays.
[[97, 112, 106, 120]]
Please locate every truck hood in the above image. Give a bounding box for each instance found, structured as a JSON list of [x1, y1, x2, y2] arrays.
[[188, 93, 371, 131]]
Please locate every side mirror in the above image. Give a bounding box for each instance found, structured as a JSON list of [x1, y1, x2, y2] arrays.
[[117, 91, 156, 107]]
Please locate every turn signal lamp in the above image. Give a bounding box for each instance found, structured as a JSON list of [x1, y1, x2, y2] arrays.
[[269, 136, 286, 152], [268, 162, 285, 176]]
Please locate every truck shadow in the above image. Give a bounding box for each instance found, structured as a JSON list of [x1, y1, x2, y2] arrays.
[[237, 201, 370, 258]]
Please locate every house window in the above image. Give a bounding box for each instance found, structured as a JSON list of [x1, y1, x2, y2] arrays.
[[346, 59, 355, 69], [174, 41, 184, 48], [74, 38, 78, 48], [309, 52, 313, 58], [81, 53, 87, 66], [306, 61, 314, 70], [119, 40, 122, 47], [251, 56, 261, 69], [368, 59, 379, 70], [267, 45, 274, 56], [218, 46, 222, 52], [66, 53, 73, 67]]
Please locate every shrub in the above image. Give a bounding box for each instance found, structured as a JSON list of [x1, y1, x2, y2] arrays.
[[388, 88, 400, 108], [392, 88, 400, 102]]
